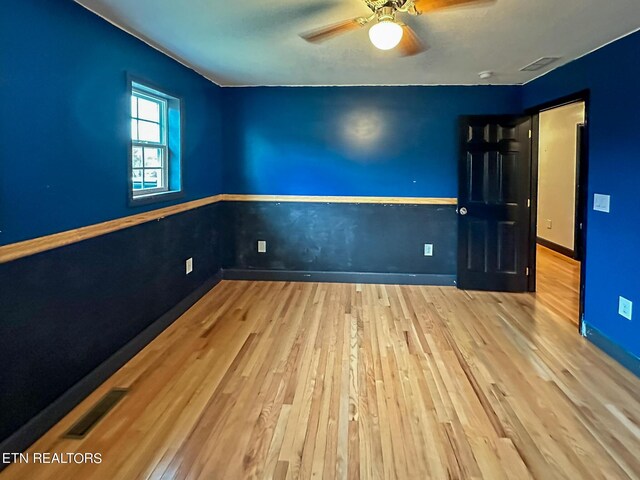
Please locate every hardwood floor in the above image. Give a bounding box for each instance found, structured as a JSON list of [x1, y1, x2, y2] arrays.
[[535, 244, 581, 326], [2, 281, 639, 480]]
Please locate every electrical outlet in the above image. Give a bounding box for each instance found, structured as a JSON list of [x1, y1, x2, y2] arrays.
[[423, 244, 433, 257], [185, 257, 193, 275], [257, 240, 267, 253], [618, 296, 633, 320], [593, 193, 610, 213], [546, 219, 552, 229]]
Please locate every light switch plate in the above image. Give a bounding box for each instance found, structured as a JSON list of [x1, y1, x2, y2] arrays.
[[546, 219, 552, 229], [257, 240, 267, 253], [593, 194, 610, 213], [618, 296, 633, 320], [424, 244, 433, 256], [186, 257, 193, 275]]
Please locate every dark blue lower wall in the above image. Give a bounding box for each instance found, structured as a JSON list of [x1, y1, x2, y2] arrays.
[[222, 202, 457, 279], [524, 31, 640, 361], [0, 204, 222, 447]]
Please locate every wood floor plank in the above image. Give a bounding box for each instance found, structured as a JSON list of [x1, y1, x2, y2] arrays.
[[536, 244, 581, 326], [2, 280, 639, 480]]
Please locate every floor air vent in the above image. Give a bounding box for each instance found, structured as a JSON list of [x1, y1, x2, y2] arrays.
[[63, 388, 129, 439]]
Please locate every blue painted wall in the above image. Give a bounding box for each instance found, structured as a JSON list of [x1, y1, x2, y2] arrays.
[[0, 0, 226, 450], [222, 86, 522, 197], [524, 31, 640, 359], [0, 0, 223, 245]]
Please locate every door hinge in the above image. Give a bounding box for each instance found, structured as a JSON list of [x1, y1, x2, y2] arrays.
[[528, 129, 532, 139], [527, 198, 531, 208], [526, 267, 530, 276]]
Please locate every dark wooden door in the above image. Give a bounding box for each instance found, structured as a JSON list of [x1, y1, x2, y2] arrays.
[[458, 116, 532, 292]]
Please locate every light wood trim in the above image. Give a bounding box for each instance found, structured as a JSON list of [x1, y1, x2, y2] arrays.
[[0, 194, 457, 263], [220, 194, 458, 205], [0, 195, 224, 264]]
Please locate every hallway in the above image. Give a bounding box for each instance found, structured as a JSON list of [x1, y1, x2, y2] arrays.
[[535, 245, 581, 326]]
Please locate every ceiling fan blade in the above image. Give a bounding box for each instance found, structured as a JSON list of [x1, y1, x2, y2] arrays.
[[300, 17, 368, 43], [413, 0, 495, 14], [398, 24, 428, 56]]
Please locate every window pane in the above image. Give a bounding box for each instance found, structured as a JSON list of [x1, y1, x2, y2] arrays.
[[144, 169, 162, 188], [131, 96, 138, 118], [138, 120, 160, 143], [132, 169, 143, 190], [133, 147, 143, 167], [137, 97, 160, 122], [144, 147, 162, 168], [131, 120, 138, 141]]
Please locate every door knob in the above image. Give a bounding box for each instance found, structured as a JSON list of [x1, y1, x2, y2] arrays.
[[459, 207, 468, 216]]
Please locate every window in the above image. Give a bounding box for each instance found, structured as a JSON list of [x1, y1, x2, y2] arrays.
[[129, 80, 182, 204]]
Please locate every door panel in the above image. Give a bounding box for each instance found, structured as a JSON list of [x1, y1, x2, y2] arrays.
[[468, 152, 486, 203], [467, 220, 488, 272], [497, 221, 517, 273], [458, 116, 532, 292], [499, 154, 518, 203]]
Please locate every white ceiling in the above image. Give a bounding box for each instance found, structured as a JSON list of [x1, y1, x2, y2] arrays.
[[76, 0, 640, 86]]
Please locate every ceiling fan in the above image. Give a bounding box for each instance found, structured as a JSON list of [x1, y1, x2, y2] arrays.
[[300, 0, 494, 56]]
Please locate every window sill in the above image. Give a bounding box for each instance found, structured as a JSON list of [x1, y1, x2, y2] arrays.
[[129, 189, 184, 207]]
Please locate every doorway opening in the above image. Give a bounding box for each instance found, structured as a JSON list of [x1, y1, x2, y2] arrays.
[[456, 94, 590, 333], [529, 94, 589, 329]]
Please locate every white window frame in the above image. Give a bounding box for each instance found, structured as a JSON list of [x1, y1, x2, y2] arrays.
[[131, 87, 169, 197]]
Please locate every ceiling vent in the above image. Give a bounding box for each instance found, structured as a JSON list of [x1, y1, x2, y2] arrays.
[[520, 57, 561, 72]]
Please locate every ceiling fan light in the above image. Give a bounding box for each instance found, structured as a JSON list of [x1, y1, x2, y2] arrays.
[[368, 20, 403, 51]]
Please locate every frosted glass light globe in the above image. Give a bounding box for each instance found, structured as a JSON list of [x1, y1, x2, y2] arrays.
[[368, 20, 403, 50]]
